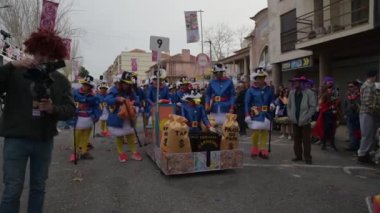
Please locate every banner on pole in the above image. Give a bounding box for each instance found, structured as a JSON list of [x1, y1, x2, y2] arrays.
[[152, 51, 158, 62], [62, 38, 72, 60], [131, 58, 138, 71], [39, 0, 59, 31], [185, 11, 200, 43]]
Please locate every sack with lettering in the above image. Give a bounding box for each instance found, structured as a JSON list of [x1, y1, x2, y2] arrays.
[[160, 114, 191, 153], [220, 113, 240, 150]]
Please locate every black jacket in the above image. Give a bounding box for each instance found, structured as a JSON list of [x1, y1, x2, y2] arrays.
[[0, 63, 75, 140]]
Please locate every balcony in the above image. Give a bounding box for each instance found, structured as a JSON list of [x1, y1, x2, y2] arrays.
[[296, 0, 371, 48]]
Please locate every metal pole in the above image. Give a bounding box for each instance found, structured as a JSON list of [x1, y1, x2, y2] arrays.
[[198, 10, 204, 53]]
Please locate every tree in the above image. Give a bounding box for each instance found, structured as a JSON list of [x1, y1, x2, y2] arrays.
[[204, 23, 236, 61], [236, 25, 251, 48], [0, 0, 76, 47], [78, 66, 89, 78]]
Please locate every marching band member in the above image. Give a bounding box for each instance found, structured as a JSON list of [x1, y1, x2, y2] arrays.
[[106, 71, 143, 162], [205, 64, 236, 125], [245, 68, 275, 159], [181, 90, 216, 133], [96, 81, 111, 137], [70, 75, 101, 161]]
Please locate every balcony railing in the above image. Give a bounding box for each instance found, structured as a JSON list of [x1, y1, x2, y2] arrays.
[[296, 0, 369, 44]]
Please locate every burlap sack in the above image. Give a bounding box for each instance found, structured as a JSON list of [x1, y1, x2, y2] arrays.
[[118, 99, 136, 121], [160, 114, 191, 153], [201, 115, 218, 132], [220, 113, 240, 150]]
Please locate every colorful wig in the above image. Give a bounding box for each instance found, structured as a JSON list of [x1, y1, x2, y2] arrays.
[[24, 29, 67, 60]]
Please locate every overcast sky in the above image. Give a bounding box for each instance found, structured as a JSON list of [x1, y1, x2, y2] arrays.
[[69, 0, 267, 77]]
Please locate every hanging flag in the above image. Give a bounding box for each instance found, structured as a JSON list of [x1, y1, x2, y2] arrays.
[[39, 0, 59, 31], [185, 11, 200, 43], [131, 58, 138, 71], [62, 38, 72, 60]]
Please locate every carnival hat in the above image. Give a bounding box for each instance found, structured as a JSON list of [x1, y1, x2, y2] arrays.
[[178, 76, 190, 85], [120, 71, 134, 84], [182, 90, 202, 103], [323, 76, 334, 85], [250, 67, 268, 81], [153, 68, 167, 80], [289, 76, 308, 82], [97, 81, 109, 90], [168, 84, 176, 90], [213, 64, 226, 72], [80, 75, 96, 88]]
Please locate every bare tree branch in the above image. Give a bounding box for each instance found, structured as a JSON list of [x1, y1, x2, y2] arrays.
[[0, 0, 75, 47]]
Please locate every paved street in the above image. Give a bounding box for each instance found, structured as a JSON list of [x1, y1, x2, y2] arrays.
[[0, 122, 379, 213]]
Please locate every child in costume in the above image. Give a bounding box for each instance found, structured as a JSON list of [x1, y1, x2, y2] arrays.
[[146, 69, 170, 124], [181, 90, 216, 133], [205, 64, 236, 125], [70, 75, 101, 161], [96, 81, 111, 137], [244, 68, 275, 159], [173, 77, 192, 114], [106, 71, 142, 162]]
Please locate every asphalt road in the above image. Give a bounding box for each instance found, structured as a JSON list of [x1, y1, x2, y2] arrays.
[[0, 122, 379, 213]]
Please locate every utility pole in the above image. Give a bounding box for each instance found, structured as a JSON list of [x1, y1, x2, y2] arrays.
[[205, 40, 212, 62], [197, 10, 204, 53]]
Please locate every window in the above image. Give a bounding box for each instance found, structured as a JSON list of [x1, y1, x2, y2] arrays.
[[280, 9, 297, 52], [259, 46, 269, 69], [351, 0, 369, 26]]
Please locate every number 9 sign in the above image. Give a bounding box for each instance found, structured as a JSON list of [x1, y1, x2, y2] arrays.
[[150, 36, 170, 52]]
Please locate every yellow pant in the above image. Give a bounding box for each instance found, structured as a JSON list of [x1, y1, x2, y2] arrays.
[[115, 134, 138, 155], [75, 128, 92, 154], [251, 130, 269, 150], [100, 120, 108, 132]]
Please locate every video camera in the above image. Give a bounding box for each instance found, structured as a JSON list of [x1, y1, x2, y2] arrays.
[[24, 60, 65, 100]]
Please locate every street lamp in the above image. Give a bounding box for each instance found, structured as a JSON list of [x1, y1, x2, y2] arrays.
[[0, 5, 12, 9]]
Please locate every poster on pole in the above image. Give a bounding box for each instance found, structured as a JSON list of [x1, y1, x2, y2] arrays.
[[131, 58, 138, 71], [184, 11, 200, 43], [39, 0, 59, 31]]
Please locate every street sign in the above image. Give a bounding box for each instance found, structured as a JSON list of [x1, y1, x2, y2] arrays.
[[196, 53, 210, 67], [150, 36, 170, 52]]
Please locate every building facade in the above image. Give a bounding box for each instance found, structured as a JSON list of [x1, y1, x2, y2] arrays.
[[268, 0, 314, 92], [103, 49, 156, 85], [147, 49, 210, 87], [295, 0, 380, 95]]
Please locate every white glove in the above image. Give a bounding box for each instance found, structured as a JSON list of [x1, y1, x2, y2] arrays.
[[176, 102, 182, 107], [209, 127, 217, 133], [245, 116, 251, 123]]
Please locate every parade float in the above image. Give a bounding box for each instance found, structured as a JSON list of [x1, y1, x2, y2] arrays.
[[146, 104, 244, 175]]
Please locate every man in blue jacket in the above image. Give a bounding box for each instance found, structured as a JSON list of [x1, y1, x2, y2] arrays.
[[106, 71, 142, 162], [205, 64, 236, 126], [71, 75, 101, 161], [245, 68, 274, 159]]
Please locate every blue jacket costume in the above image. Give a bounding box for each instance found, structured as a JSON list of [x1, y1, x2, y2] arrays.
[[244, 84, 274, 122], [205, 77, 236, 113], [181, 102, 211, 133], [105, 86, 139, 128], [72, 88, 101, 122], [96, 93, 107, 111], [146, 85, 170, 104]]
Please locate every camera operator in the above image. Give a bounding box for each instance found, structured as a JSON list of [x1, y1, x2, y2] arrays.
[[0, 29, 75, 213]]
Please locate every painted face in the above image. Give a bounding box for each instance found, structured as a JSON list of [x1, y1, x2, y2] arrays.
[[215, 72, 223, 78], [255, 76, 266, 85]]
